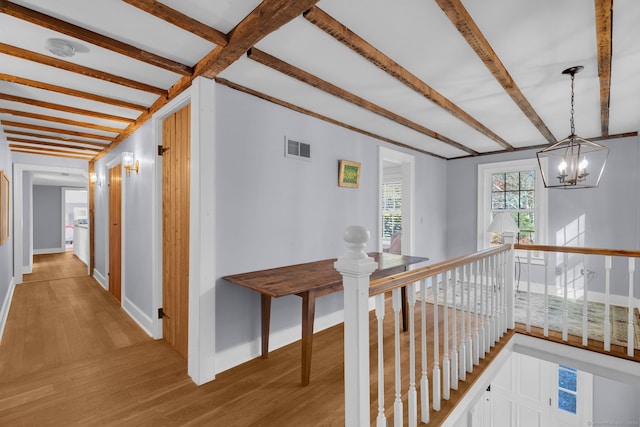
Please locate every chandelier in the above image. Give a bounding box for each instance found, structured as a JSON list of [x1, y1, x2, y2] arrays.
[[536, 66, 609, 189]]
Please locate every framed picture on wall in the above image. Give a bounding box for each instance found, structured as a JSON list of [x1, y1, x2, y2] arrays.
[[338, 160, 361, 188], [0, 170, 9, 244]]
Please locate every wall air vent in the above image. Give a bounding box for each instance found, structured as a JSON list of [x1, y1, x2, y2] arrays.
[[285, 137, 311, 161]]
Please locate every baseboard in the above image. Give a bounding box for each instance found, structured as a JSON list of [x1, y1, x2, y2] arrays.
[[93, 269, 107, 291], [122, 297, 154, 338], [22, 265, 32, 274], [33, 248, 64, 255], [215, 308, 345, 374], [0, 278, 16, 343]]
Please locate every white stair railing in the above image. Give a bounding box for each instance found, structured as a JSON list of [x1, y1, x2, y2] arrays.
[[516, 244, 639, 358], [337, 226, 514, 425]]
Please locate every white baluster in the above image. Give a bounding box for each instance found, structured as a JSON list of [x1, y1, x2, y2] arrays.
[[627, 258, 635, 357], [544, 252, 549, 337], [562, 252, 569, 342], [582, 255, 588, 347], [451, 268, 459, 390], [432, 273, 441, 411], [490, 254, 496, 347], [392, 288, 403, 426], [526, 250, 532, 332], [420, 279, 430, 424], [498, 251, 505, 337], [484, 256, 493, 354], [406, 283, 417, 427], [375, 294, 387, 427], [466, 263, 473, 373], [473, 260, 480, 366], [480, 257, 487, 358], [442, 271, 451, 400], [458, 266, 466, 382], [604, 256, 611, 352]]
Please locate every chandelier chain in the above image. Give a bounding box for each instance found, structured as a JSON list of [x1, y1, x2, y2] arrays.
[[569, 73, 575, 136]]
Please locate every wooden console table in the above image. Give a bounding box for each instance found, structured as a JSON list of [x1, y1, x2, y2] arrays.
[[223, 252, 428, 386]]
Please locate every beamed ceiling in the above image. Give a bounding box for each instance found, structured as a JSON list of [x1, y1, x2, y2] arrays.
[[0, 0, 638, 162]]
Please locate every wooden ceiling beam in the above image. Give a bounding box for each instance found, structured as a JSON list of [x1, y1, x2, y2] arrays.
[[10, 147, 94, 160], [248, 48, 478, 156], [1, 120, 114, 141], [0, 73, 148, 111], [216, 78, 445, 159], [0, 0, 192, 76], [9, 138, 100, 154], [121, 0, 228, 47], [8, 136, 102, 150], [0, 93, 135, 123], [434, 0, 557, 145], [595, 0, 613, 137], [0, 108, 122, 133], [5, 130, 107, 147], [0, 42, 167, 95], [95, 0, 321, 161], [196, 0, 320, 79], [303, 6, 513, 152]]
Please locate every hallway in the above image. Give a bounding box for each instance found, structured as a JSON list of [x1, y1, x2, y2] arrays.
[[0, 253, 350, 426]]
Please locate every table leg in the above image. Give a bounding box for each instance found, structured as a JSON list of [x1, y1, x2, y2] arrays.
[[261, 294, 271, 359], [301, 291, 316, 386]]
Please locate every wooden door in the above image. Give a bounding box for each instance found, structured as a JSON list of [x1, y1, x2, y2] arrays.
[[162, 104, 190, 359], [109, 164, 122, 303]]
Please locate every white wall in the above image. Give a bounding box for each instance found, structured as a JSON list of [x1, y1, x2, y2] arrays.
[[33, 185, 62, 252], [93, 120, 155, 331], [593, 375, 640, 425], [0, 127, 13, 340], [213, 84, 447, 370], [446, 136, 640, 298]]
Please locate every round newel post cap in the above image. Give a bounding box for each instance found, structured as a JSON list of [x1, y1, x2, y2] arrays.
[[342, 225, 370, 260], [344, 225, 370, 245]]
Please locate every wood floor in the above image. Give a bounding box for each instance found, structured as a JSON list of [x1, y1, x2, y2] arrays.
[[1, 253, 636, 426]]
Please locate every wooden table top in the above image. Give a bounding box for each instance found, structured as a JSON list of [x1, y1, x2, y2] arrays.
[[223, 252, 428, 298]]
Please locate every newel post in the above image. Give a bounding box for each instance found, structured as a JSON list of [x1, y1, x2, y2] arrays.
[[503, 233, 516, 329], [334, 226, 378, 427]]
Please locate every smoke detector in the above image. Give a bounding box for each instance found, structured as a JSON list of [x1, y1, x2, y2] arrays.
[[45, 38, 75, 58]]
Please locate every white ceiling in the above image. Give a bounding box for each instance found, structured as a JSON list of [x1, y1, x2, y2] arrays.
[[1, 0, 638, 161]]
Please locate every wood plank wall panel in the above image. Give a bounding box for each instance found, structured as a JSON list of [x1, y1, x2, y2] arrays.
[[108, 164, 122, 302], [162, 104, 190, 359]]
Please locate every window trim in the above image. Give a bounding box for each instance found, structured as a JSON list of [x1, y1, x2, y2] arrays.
[[477, 158, 548, 255]]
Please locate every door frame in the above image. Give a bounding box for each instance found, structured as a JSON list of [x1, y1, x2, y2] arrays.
[[151, 77, 217, 385], [378, 146, 415, 255], [12, 163, 88, 284]]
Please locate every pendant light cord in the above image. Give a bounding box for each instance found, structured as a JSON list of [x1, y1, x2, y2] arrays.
[[569, 73, 576, 136]]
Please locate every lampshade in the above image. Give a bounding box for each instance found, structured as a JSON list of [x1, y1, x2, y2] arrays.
[[488, 212, 519, 234]]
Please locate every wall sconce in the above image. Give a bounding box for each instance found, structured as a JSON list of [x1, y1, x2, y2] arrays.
[[89, 172, 97, 184], [122, 152, 139, 176]]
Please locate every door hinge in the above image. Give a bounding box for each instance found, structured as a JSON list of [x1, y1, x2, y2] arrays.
[[157, 145, 170, 156], [158, 308, 170, 319]]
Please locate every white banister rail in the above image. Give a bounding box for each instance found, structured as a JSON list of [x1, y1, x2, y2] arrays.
[[337, 226, 513, 425], [514, 244, 639, 359]]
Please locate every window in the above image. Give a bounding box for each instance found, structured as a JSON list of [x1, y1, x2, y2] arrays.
[[382, 179, 402, 248], [477, 159, 548, 252], [557, 365, 577, 414]]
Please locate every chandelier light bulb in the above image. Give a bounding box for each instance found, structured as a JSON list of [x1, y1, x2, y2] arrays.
[[558, 160, 567, 173]]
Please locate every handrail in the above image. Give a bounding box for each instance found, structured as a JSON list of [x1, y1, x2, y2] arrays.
[[369, 244, 511, 296], [514, 243, 640, 258]]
